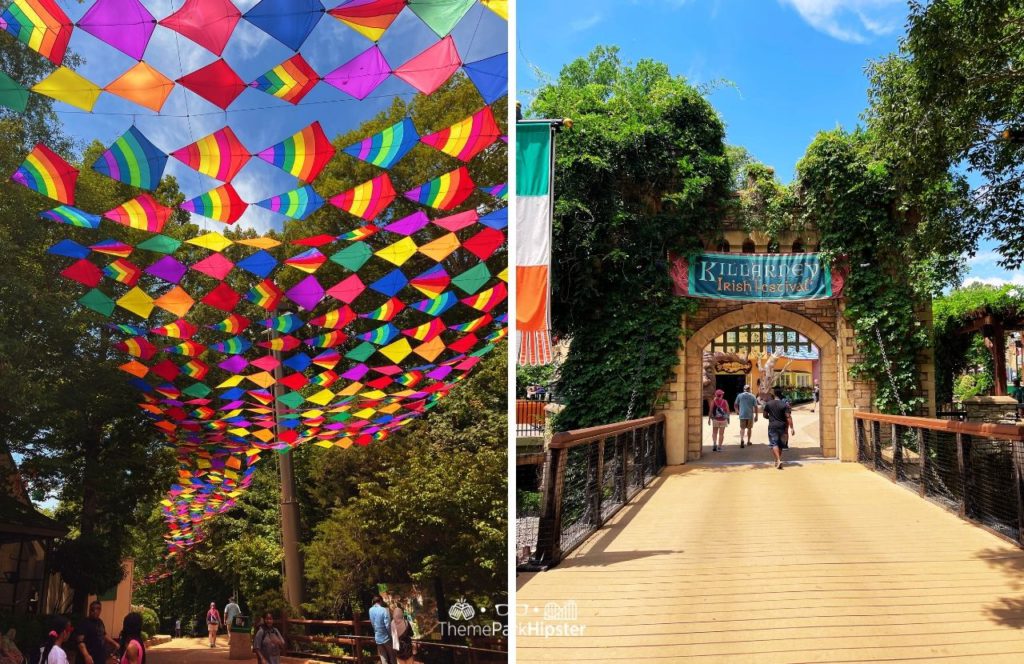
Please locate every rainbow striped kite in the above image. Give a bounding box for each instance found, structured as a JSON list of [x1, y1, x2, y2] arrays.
[[104, 193, 173, 233], [284, 248, 327, 273], [92, 126, 168, 191], [0, 0, 73, 65], [11, 143, 77, 204], [250, 53, 320, 105], [182, 184, 247, 224], [329, 173, 396, 221], [257, 121, 335, 183], [420, 106, 501, 162], [328, 0, 404, 41], [255, 184, 324, 220], [103, 259, 141, 286], [342, 118, 419, 169], [171, 127, 250, 183], [483, 183, 507, 200], [404, 166, 475, 211], [40, 205, 100, 229]]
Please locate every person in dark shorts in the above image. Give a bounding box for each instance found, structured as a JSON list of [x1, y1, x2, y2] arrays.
[[812, 381, 820, 413], [75, 601, 118, 664], [763, 389, 795, 469]]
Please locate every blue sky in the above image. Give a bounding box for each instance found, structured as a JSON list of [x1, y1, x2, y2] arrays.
[[516, 0, 1022, 288], [47, 0, 505, 234]]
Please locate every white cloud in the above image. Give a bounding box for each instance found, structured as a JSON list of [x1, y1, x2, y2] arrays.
[[779, 0, 905, 43], [964, 274, 1024, 287], [570, 13, 604, 32]]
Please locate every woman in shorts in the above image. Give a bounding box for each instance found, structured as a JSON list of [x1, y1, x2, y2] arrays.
[[708, 389, 731, 452]]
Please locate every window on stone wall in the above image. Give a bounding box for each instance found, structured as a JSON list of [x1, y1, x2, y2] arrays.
[[717, 239, 730, 252], [767, 239, 780, 253], [792, 239, 804, 253], [742, 238, 755, 253], [710, 323, 816, 356]]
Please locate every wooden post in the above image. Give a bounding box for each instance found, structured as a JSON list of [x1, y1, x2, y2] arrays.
[[592, 439, 605, 526], [872, 421, 882, 470], [615, 432, 627, 505], [918, 428, 927, 497], [984, 322, 1009, 396], [891, 423, 901, 481], [534, 445, 568, 564], [1014, 441, 1024, 545], [957, 432, 970, 518], [352, 612, 363, 664]]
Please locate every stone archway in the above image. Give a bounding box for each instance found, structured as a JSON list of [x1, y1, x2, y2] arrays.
[[662, 303, 842, 463]]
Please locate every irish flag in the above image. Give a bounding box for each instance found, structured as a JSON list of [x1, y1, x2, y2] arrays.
[[516, 122, 555, 365]]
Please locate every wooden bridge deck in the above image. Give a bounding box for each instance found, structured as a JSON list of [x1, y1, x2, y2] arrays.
[[516, 458, 1024, 663]]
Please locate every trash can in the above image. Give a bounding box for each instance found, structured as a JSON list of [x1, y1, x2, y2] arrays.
[[228, 616, 254, 660]]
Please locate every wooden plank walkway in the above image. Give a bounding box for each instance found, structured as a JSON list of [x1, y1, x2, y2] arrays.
[[516, 458, 1024, 662]]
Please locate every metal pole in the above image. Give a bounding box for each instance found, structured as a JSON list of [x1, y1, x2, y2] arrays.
[[270, 320, 304, 614]]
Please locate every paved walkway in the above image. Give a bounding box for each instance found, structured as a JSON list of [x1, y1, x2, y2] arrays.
[[517, 408, 1024, 662], [147, 636, 310, 664]]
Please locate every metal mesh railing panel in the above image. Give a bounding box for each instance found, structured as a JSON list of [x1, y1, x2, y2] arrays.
[[967, 438, 1019, 541], [599, 435, 624, 521], [922, 429, 962, 508], [558, 445, 594, 554]]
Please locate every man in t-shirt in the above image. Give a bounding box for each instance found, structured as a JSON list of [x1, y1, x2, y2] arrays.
[[734, 385, 758, 449], [224, 597, 241, 634], [368, 595, 395, 664], [763, 389, 795, 469], [75, 601, 118, 664]]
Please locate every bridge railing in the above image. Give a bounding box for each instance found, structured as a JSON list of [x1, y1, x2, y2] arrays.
[[284, 617, 506, 663], [855, 412, 1024, 546], [528, 414, 666, 568]]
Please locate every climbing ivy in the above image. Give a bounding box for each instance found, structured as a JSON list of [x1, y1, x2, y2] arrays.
[[527, 47, 730, 429], [796, 129, 970, 413]]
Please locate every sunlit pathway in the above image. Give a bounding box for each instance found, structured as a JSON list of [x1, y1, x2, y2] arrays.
[[147, 636, 313, 663], [517, 436, 1024, 662]]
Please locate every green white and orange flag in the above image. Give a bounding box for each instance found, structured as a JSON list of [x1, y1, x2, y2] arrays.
[[516, 122, 554, 365]]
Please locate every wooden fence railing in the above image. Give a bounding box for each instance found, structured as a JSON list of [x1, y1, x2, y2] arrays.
[[855, 411, 1024, 546]]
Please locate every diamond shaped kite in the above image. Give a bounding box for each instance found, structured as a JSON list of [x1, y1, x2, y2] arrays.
[[77, 0, 156, 60], [1, 0, 73, 66], [104, 62, 175, 112], [31, 67, 101, 111], [92, 126, 168, 191], [394, 36, 461, 95], [407, 0, 475, 38], [177, 60, 247, 110], [323, 45, 391, 100], [257, 121, 335, 183], [329, 173, 396, 221], [182, 183, 247, 224], [250, 53, 320, 105], [405, 166, 475, 210], [244, 0, 325, 52], [420, 106, 501, 162], [172, 127, 250, 183], [158, 0, 240, 56], [328, 0, 404, 41], [11, 143, 77, 205]]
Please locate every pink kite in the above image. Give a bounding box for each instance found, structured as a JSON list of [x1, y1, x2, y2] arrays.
[[394, 36, 461, 95], [159, 0, 241, 56]]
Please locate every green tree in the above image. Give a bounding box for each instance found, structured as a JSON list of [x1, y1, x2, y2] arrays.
[[866, 0, 1024, 265], [526, 46, 732, 428], [304, 347, 507, 624]]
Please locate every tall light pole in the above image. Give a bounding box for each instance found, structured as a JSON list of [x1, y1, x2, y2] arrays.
[[268, 313, 304, 614]]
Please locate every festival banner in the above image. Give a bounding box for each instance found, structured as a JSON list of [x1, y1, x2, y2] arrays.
[[670, 252, 845, 301], [516, 121, 555, 365]]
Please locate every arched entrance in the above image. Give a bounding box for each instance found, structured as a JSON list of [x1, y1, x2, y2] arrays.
[[662, 303, 840, 462]]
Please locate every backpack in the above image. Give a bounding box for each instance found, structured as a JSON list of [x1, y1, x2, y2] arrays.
[[712, 401, 727, 420]]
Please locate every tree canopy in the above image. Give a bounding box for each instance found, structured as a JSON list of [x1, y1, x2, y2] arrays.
[[527, 45, 732, 428]]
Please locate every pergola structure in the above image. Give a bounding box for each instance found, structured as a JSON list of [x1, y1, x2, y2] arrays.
[[954, 307, 1024, 396]]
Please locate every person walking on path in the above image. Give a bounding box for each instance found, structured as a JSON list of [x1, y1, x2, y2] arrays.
[[117, 613, 145, 664], [75, 600, 118, 664], [708, 389, 731, 452], [173, 619, 180, 640], [253, 613, 285, 664], [812, 381, 820, 413], [223, 598, 241, 634], [205, 603, 222, 649], [734, 385, 758, 449], [368, 596, 396, 664], [37, 616, 73, 664], [763, 389, 795, 469], [390, 606, 413, 664]]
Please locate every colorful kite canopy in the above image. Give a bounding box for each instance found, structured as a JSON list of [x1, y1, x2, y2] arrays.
[[328, 0, 404, 42], [343, 118, 419, 169], [92, 126, 168, 191], [250, 54, 320, 105], [172, 128, 250, 183], [0, 0, 73, 66], [11, 143, 77, 205], [5, 0, 508, 559], [420, 107, 501, 162], [257, 121, 335, 183]]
